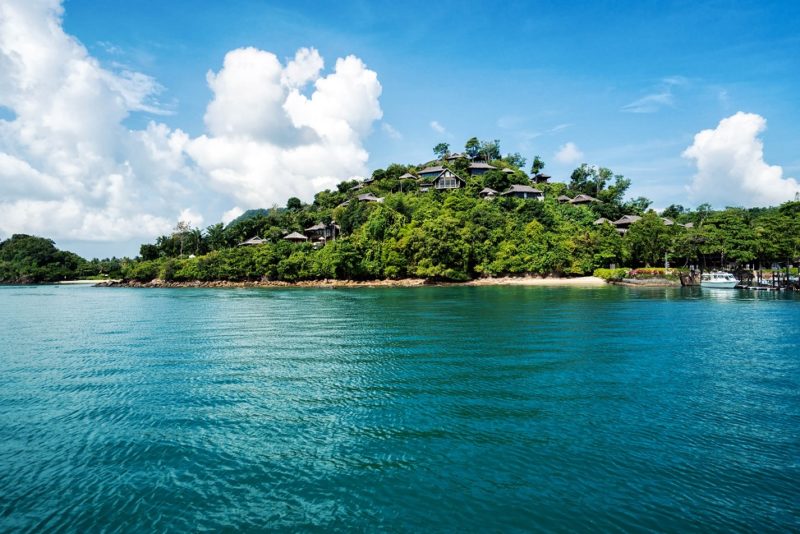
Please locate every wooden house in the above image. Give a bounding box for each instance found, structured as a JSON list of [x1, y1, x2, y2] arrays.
[[468, 161, 496, 176], [304, 222, 340, 242], [418, 165, 445, 180], [612, 215, 641, 233], [501, 184, 543, 200], [479, 187, 498, 198], [283, 231, 308, 243], [570, 194, 601, 205], [356, 193, 384, 203], [238, 236, 267, 246], [422, 169, 467, 191]]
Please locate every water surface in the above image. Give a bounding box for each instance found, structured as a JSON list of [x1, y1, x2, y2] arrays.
[[1, 285, 798, 531]]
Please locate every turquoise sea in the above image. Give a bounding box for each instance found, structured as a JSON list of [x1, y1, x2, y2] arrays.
[[0, 285, 798, 531]]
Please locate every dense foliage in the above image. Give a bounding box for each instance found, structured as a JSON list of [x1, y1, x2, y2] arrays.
[[0, 234, 123, 283], [7, 138, 799, 285], [122, 140, 800, 283]]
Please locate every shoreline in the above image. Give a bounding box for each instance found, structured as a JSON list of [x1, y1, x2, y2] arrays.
[[99, 276, 608, 289]]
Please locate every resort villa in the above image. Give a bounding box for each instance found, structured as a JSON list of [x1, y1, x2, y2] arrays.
[[269, 152, 675, 246]]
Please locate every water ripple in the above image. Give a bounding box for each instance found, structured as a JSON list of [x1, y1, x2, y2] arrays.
[[0, 285, 798, 531]]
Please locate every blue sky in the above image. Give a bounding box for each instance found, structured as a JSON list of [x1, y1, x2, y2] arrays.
[[1, 0, 799, 257]]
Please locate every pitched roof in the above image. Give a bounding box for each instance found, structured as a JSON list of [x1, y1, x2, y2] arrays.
[[557, 195, 572, 202], [570, 194, 600, 204], [432, 169, 466, 183], [399, 172, 416, 179], [350, 183, 366, 190], [445, 152, 465, 160], [501, 184, 543, 195], [479, 187, 498, 196], [593, 217, 611, 225], [533, 173, 551, 182], [418, 165, 445, 175], [239, 236, 266, 246], [283, 231, 308, 241], [357, 193, 384, 202], [469, 161, 496, 170], [661, 217, 674, 226], [612, 215, 642, 225], [501, 168, 516, 174], [305, 222, 341, 232]]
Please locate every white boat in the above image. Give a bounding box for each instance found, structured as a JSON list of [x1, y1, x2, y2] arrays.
[[700, 271, 739, 288]]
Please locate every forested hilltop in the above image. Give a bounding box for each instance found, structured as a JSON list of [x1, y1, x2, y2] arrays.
[[0, 234, 123, 283], [122, 138, 800, 283], [4, 138, 799, 285]]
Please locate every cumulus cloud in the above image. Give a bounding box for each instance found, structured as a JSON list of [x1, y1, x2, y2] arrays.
[[190, 48, 382, 208], [0, 0, 196, 241], [554, 142, 584, 164], [683, 112, 799, 207], [0, 0, 383, 249]]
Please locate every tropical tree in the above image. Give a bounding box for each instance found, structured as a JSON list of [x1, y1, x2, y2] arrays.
[[530, 155, 545, 175], [465, 137, 480, 159]]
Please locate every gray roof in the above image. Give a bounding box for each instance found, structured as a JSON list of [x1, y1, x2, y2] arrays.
[[357, 193, 383, 202], [533, 173, 552, 181], [501, 168, 516, 174], [305, 222, 340, 232], [350, 183, 365, 190], [479, 187, 498, 196], [661, 217, 674, 226], [418, 165, 445, 175], [469, 162, 496, 170], [683, 222, 695, 228], [613, 215, 642, 225], [239, 236, 266, 246], [283, 231, 308, 241], [570, 194, 600, 204], [399, 172, 416, 179], [445, 152, 465, 160], [593, 217, 611, 225], [557, 195, 572, 202], [501, 184, 543, 195]]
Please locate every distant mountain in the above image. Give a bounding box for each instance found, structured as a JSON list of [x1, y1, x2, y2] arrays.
[[227, 208, 283, 227]]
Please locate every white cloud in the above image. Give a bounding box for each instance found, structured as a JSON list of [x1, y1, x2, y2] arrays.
[[0, 0, 182, 241], [190, 49, 382, 208], [0, 0, 383, 249], [622, 76, 686, 113], [554, 142, 584, 164], [683, 112, 799, 207], [381, 122, 402, 140], [430, 120, 446, 134], [221, 206, 244, 225]]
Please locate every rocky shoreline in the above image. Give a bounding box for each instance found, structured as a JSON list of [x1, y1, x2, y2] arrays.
[[97, 275, 608, 289], [610, 278, 681, 287]]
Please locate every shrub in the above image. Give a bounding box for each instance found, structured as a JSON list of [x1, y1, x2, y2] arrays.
[[593, 267, 629, 281]]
